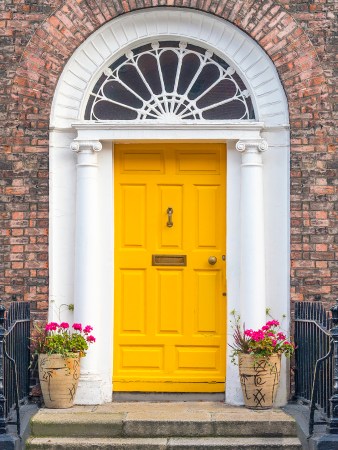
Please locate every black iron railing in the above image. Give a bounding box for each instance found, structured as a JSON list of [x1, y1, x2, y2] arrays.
[[294, 300, 338, 435], [0, 300, 30, 437]]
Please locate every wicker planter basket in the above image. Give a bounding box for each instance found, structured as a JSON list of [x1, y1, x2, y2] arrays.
[[238, 353, 281, 409], [38, 353, 80, 408]]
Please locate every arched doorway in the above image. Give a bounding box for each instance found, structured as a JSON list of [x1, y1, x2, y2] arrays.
[[49, 8, 290, 405]]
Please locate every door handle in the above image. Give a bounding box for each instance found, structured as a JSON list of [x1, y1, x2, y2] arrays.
[[208, 256, 217, 265]]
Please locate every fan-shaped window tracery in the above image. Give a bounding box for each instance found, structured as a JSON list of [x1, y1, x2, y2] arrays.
[[85, 41, 255, 121]]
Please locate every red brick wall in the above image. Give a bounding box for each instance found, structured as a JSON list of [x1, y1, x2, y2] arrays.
[[0, 1, 337, 319]]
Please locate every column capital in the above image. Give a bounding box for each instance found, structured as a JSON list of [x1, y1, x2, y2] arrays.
[[71, 140, 102, 167], [235, 139, 268, 153], [236, 139, 268, 167], [70, 140, 102, 153]]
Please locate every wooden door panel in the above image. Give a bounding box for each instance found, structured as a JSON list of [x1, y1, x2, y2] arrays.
[[156, 269, 183, 335], [159, 185, 183, 248], [121, 150, 164, 173], [120, 270, 146, 334], [120, 346, 164, 370], [195, 185, 218, 247], [121, 185, 147, 248], [175, 347, 220, 371], [195, 270, 218, 334], [176, 150, 220, 173]]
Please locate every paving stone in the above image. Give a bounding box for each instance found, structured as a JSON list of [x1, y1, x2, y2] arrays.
[[123, 420, 214, 438], [26, 436, 302, 449], [26, 437, 168, 449], [31, 412, 125, 437], [168, 437, 302, 449]]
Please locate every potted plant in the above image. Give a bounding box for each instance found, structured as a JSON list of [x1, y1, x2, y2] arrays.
[[31, 321, 95, 408], [229, 313, 295, 410]]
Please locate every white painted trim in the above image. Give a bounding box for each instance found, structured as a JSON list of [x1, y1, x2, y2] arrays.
[[50, 123, 291, 133], [50, 8, 289, 128], [72, 121, 265, 142], [73, 121, 265, 130]]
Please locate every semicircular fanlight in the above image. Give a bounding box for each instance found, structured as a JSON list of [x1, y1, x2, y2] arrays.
[[85, 41, 255, 121]]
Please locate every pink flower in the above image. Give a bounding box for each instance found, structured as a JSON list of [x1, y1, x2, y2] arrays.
[[230, 316, 294, 359], [83, 325, 93, 334], [72, 323, 82, 332], [45, 322, 59, 331], [59, 322, 69, 329], [86, 335, 96, 343], [251, 330, 265, 342]]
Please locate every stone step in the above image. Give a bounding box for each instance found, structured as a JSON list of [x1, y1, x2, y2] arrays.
[[26, 436, 302, 450], [27, 403, 302, 449], [30, 404, 298, 438]]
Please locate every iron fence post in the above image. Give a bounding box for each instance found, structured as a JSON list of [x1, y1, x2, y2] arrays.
[[328, 299, 338, 434], [0, 301, 21, 450], [0, 302, 7, 435]]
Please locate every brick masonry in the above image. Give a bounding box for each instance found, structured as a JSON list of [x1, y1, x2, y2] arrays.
[[0, 1, 337, 321]]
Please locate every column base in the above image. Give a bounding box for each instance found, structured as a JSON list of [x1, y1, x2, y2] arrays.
[[225, 362, 244, 406], [75, 372, 112, 405]]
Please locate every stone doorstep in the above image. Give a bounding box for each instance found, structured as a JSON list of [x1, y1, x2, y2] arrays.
[[29, 402, 299, 439], [26, 436, 303, 450]]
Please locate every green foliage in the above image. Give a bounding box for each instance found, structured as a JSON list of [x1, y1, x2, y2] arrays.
[[31, 322, 95, 358]]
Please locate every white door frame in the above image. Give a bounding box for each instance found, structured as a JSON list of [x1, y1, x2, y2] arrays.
[[49, 8, 290, 405]]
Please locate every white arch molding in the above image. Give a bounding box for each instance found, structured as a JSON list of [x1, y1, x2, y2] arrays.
[[49, 8, 290, 405], [51, 9, 288, 127]]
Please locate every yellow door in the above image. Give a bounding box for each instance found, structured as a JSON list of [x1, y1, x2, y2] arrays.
[[113, 143, 226, 392]]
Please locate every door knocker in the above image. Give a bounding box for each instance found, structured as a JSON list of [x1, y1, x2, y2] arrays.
[[166, 207, 173, 228]]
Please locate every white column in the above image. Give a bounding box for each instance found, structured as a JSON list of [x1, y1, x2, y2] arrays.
[[70, 139, 104, 404], [236, 139, 268, 330]]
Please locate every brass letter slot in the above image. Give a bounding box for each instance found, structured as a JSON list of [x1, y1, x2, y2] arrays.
[[152, 255, 187, 266]]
